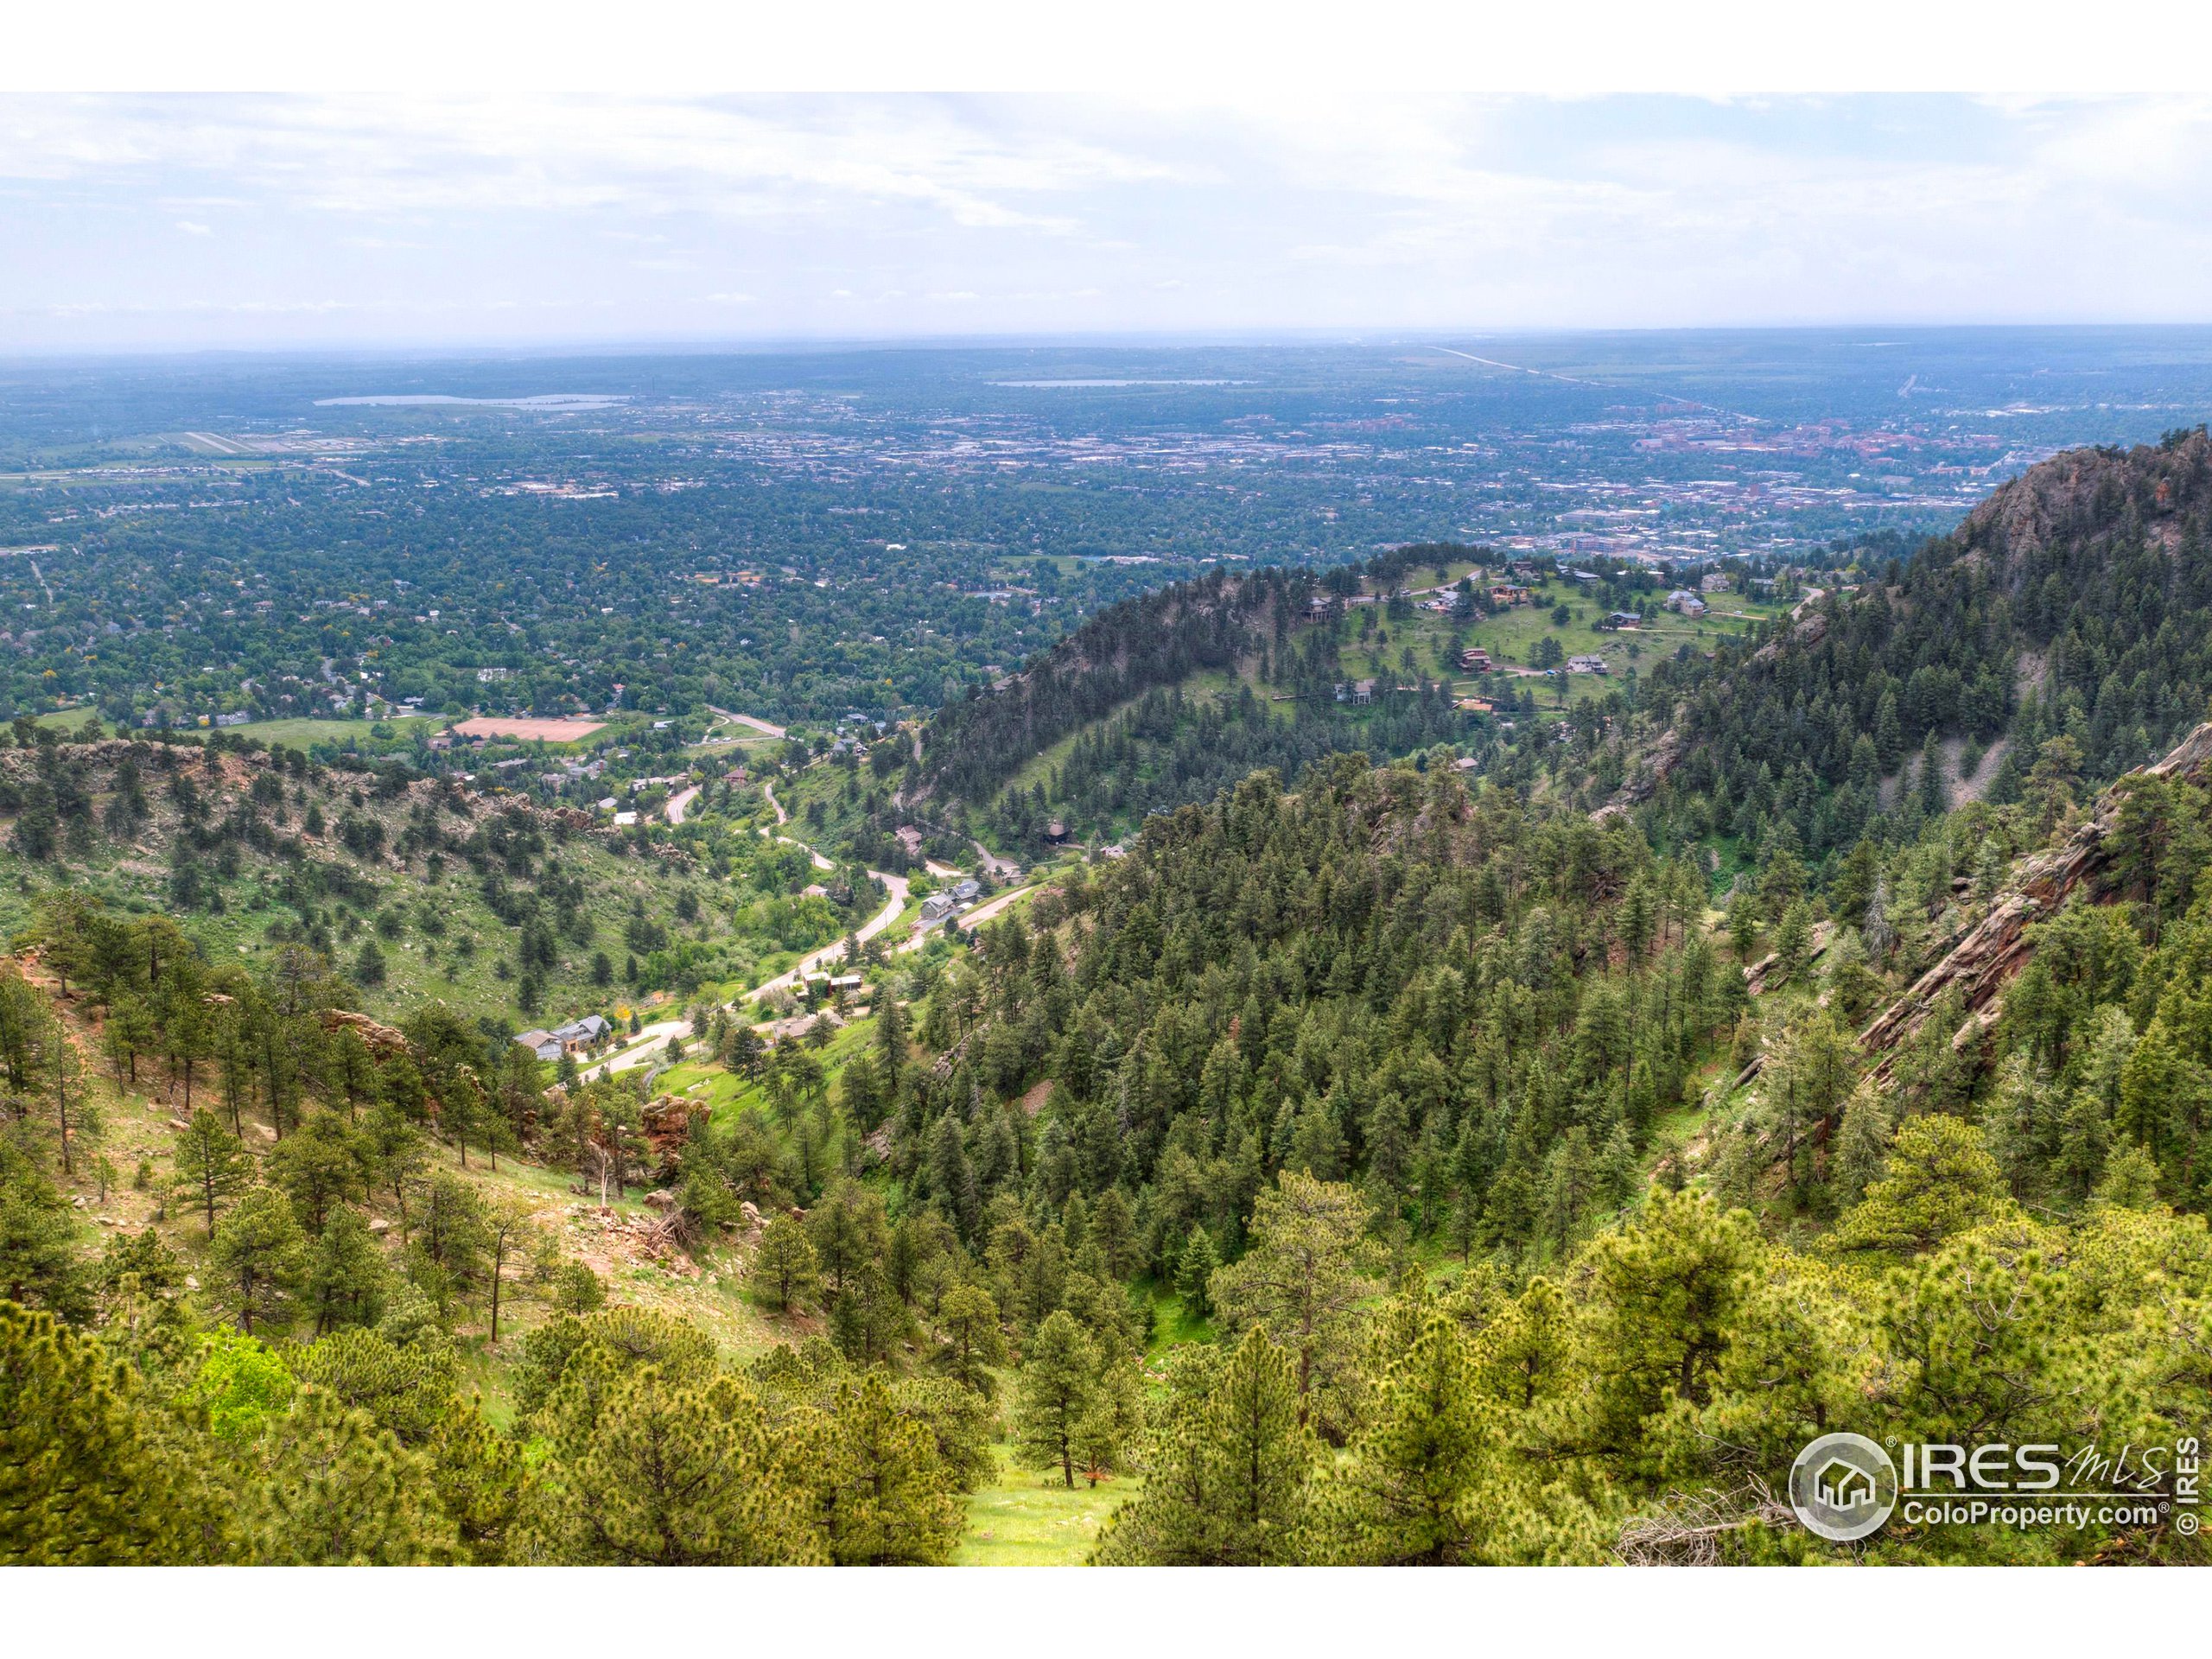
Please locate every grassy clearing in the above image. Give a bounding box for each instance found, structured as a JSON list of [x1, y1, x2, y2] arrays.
[[1330, 573, 1790, 712], [33, 709, 442, 746], [1145, 1287, 1213, 1354], [955, 1443, 1132, 1566]]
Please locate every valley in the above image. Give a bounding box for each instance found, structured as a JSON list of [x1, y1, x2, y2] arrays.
[[5, 340, 2212, 1571]]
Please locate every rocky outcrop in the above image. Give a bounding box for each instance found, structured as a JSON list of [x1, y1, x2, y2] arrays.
[[1855, 717, 2212, 1068], [1956, 428, 2209, 580], [1592, 726, 1684, 822], [1752, 608, 1827, 664], [1729, 718, 2212, 1090], [641, 1093, 706, 1160], [318, 1007, 412, 1059]]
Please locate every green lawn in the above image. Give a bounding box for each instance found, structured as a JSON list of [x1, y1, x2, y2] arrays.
[[955, 1443, 1133, 1565], [34, 709, 440, 746]]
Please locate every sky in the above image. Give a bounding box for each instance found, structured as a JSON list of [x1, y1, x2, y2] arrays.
[[6, 92, 2212, 352]]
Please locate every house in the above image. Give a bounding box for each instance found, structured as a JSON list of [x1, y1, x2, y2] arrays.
[[1567, 654, 1609, 675], [1045, 819, 1068, 842], [1700, 571, 1732, 594], [1456, 697, 1494, 715], [613, 810, 639, 826], [1666, 589, 1708, 616], [1606, 611, 1643, 628], [1569, 570, 1602, 587], [1459, 647, 1491, 672], [514, 1028, 563, 1062], [550, 1014, 611, 1053], [1333, 678, 1376, 704], [828, 975, 865, 995], [952, 878, 982, 904], [894, 825, 923, 857], [920, 893, 957, 923], [1491, 584, 1530, 607]]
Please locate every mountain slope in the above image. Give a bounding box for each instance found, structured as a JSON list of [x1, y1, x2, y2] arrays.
[[1634, 426, 2212, 864], [0, 728, 874, 1031]]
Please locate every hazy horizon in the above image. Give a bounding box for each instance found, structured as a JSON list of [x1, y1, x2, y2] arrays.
[[8, 93, 2212, 353]]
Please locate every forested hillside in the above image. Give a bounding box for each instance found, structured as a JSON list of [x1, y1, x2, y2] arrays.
[[1640, 426, 2212, 862], [0, 720, 873, 1027], [10, 434, 2212, 1569]]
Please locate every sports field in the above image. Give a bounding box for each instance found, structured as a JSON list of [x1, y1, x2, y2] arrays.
[[451, 715, 607, 742]]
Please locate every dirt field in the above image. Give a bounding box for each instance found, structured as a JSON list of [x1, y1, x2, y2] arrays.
[[452, 716, 607, 742]]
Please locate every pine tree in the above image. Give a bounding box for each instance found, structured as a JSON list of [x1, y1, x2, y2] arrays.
[[1072, 1357, 1144, 1489], [2091, 1142, 2163, 1210], [1087, 1186, 1137, 1281], [209, 1186, 307, 1335], [1833, 1115, 2014, 1255], [791, 1372, 962, 1565], [0, 1143, 86, 1320], [0, 1301, 228, 1564], [302, 1206, 388, 1334], [247, 1388, 456, 1564], [523, 1366, 822, 1565], [424, 1391, 522, 1564], [934, 1282, 1005, 1394], [1175, 1225, 1221, 1319], [1306, 1314, 1495, 1563], [1830, 1080, 1893, 1211], [754, 1213, 821, 1313], [1012, 1307, 1096, 1488], [1092, 1326, 1314, 1565], [1210, 1172, 1383, 1438]]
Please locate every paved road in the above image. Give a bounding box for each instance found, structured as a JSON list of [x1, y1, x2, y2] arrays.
[[665, 785, 701, 825], [709, 706, 788, 740], [744, 870, 911, 1001], [582, 1013, 699, 1080], [756, 782, 832, 868], [970, 839, 1021, 879], [943, 883, 1034, 935]]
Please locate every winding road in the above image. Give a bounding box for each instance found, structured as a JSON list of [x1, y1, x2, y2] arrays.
[[582, 768, 1040, 1074], [743, 869, 912, 1001]]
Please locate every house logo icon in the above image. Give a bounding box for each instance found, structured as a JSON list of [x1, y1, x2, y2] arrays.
[[1789, 1433, 1898, 1542]]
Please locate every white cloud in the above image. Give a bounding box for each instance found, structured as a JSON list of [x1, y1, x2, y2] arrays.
[[0, 92, 2208, 346]]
